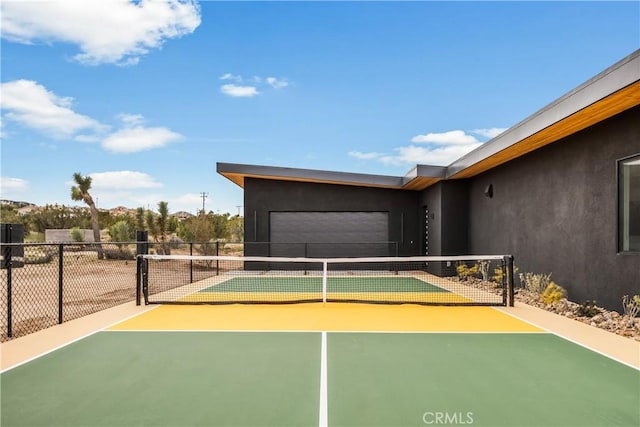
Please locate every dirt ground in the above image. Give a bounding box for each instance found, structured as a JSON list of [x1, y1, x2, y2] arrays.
[[1, 252, 138, 341]]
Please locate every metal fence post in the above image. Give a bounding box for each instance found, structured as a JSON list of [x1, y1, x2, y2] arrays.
[[6, 244, 12, 338], [58, 244, 63, 324]]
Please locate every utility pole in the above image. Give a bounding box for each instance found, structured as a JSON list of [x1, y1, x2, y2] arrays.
[[236, 205, 243, 216], [200, 192, 208, 215]]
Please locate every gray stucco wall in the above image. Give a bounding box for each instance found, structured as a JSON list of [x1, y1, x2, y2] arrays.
[[467, 105, 640, 311], [244, 178, 421, 256], [418, 181, 469, 275]]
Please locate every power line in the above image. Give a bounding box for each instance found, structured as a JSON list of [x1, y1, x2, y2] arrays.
[[200, 192, 208, 214]]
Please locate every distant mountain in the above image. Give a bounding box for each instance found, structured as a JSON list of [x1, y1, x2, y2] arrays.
[[1, 200, 194, 220], [173, 211, 195, 220], [0, 199, 35, 208]]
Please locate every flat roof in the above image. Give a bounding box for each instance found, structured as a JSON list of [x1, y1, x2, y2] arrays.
[[218, 49, 640, 191], [217, 163, 406, 189]]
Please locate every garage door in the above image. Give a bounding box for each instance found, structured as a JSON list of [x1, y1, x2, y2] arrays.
[[269, 211, 389, 257]]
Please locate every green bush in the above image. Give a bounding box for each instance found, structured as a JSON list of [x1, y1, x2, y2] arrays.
[[109, 220, 133, 242], [70, 227, 84, 242], [540, 281, 567, 305]]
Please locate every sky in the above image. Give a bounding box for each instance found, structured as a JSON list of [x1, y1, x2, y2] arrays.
[[1, 1, 638, 216]]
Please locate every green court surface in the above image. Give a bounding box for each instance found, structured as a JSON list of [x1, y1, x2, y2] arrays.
[[2, 331, 638, 427], [202, 276, 449, 293]]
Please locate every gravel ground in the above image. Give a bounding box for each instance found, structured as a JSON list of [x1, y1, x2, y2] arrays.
[[456, 277, 640, 342]]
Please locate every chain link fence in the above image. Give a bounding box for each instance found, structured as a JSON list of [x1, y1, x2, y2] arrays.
[[1, 240, 398, 341], [1, 242, 139, 341]]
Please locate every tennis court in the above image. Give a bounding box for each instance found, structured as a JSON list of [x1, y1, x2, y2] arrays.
[[2, 302, 639, 427]]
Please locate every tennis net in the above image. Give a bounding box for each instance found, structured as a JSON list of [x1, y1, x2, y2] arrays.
[[139, 254, 515, 306]]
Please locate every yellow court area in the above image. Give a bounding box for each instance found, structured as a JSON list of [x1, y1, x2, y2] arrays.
[[110, 303, 543, 332]]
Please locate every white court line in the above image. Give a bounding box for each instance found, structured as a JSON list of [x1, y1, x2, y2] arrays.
[[105, 329, 546, 334], [106, 329, 318, 333], [319, 331, 328, 427]]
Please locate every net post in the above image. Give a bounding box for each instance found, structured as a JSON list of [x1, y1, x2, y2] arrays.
[[142, 258, 149, 305], [505, 255, 515, 307], [136, 255, 142, 306], [322, 261, 328, 303], [136, 231, 148, 306]]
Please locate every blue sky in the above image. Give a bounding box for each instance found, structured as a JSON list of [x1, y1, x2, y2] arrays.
[[1, 1, 638, 215]]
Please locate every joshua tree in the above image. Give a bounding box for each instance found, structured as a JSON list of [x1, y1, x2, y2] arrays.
[[70, 172, 104, 259], [157, 201, 171, 255], [135, 207, 146, 232]]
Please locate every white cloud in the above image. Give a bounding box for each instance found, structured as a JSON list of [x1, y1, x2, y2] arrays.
[[349, 151, 386, 160], [74, 134, 101, 143], [219, 74, 289, 97], [0, 80, 106, 138], [219, 73, 242, 82], [411, 130, 479, 145], [352, 129, 492, 167], [350, 144, 482, 167], [266, 77, 289, 89], [220, 84, 259, 98], [117, 113, 145, 127], [0, 80, 182, 154], [0, 177, 28, 193], [168, 193, 203, 208], [88, 171, 163, 189], [471, 127, 508, 139], [382, 144, 483, 166], [1, 0, 201, 66], [101, 126, 183, 153]]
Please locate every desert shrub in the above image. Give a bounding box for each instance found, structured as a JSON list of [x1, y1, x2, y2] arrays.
[[103, 248, 135, 260], [24, 248, 54, 264], [477, 260, 491, 282], [622, 295, 640, 327], [575, 300, 600, 318], [457, 263, 479, 281], [70, 227, 84, 242], [492, 264, 519, 284], [521, 272, 552, 294], [540, 281, 567, 305]]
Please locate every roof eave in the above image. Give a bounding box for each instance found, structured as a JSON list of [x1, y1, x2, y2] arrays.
[[216, 162, 405, 189]]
